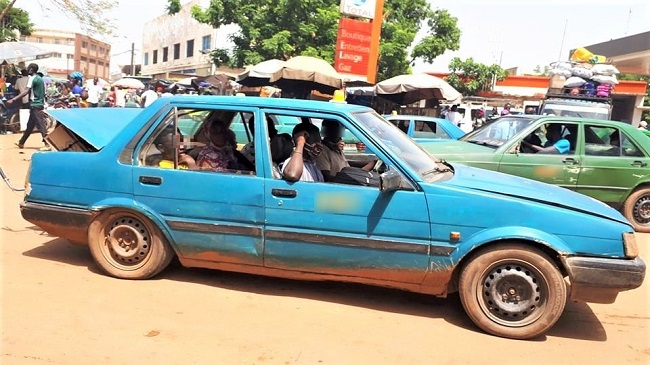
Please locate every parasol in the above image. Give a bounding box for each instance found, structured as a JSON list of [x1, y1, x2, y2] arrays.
[[269, 56, 343, 97], [374, 73, 462, 105]]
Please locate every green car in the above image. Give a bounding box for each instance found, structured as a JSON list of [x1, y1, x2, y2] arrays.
[[419, 115, 650, 232]]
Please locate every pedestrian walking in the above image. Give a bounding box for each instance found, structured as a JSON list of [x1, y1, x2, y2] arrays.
[[7, 63, 49, 150]]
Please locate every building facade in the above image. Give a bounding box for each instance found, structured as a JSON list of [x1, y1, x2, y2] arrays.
[[20, 29, 111, 80], [140, 0, 219, 79]]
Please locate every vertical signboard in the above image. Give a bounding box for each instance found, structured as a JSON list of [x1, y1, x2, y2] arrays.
[[334, 18, 373, 80]]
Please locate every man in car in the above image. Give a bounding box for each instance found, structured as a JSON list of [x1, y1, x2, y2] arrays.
[[314, 119, 375, 181], [282, 122, 324, 182], [521, 124, 570, 154]]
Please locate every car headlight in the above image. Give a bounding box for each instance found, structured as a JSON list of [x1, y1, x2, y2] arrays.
[[623, 232, 638, 259]]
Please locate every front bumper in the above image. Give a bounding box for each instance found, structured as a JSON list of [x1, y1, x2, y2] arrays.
[[561, 256, 646, 304], [20, 201, 96, 244]]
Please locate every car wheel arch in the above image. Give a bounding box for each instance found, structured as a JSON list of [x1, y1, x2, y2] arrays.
[[88, 198, 180, 256], [446, 236, 569, 294]]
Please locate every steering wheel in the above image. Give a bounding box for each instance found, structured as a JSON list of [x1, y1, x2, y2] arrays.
[[372, 159, 387, 174]]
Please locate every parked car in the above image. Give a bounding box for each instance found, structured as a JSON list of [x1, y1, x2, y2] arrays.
[[418, 115, 650, 232], [23, 97, 644, 340], [384, 115, 465, 142]]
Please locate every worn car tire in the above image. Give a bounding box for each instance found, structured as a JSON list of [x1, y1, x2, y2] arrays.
[[88, 209, 174, 279], [623, 187, 650, 233], [458, 243, 566, 339]]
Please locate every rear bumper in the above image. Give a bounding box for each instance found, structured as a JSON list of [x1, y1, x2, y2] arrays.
[[561, 256, 646, 304], [20, 201, 96, 244]]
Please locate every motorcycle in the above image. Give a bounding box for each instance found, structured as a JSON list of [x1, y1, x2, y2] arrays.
[[0, 98, 21, 135]]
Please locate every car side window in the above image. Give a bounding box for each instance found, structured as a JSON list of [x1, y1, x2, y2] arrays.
[[584, 125, 620, 156], [138, 107, 256, 174], [413, 121, 450, 139]]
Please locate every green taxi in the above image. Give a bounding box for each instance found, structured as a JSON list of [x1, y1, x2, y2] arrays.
[[420, 115, 650, 232]]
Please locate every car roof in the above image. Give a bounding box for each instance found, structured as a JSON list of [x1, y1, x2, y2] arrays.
[[384, 115, 448, 122], [151, 95, 371, 113]]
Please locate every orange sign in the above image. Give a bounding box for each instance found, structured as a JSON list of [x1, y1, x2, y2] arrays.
[[334, 18, 373, 79]]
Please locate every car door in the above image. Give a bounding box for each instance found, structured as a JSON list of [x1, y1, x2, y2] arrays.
[[576, 125, 649, 205], [497, 121, 581, 189], [261, 110, 432, 284], [131, 104, 266, 266]]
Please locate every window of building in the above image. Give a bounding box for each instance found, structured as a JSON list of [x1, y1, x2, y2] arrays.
[[54, 39, 60, 45], [153, 50, 158, 64], [81, 56, 88, 62], [186, 39, 194, 57], [37, 37, 43, 43], [201, 35, 211, 50], [67, 54, 74, 60], [162, 47, 168, 62], [91, 44, 97, 51], [173, 43, 180, 60], [144, 52, 149, 66], [82, 41, 88, 48], [98, 61, 104, 66], [19, 36, 26, 41]]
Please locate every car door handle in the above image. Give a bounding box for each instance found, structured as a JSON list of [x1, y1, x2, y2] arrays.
[[631, 161, 648, 167], [562, 158, 579, 165], [272, 188, 297, 198], [139, 176, 162, 185]]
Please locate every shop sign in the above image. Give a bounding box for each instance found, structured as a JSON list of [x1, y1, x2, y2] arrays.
[[334, 18, 373, 78], [339, 0, 376, 20]]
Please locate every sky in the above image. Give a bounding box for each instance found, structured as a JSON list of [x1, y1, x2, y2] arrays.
[[17, 0, 650, 75]]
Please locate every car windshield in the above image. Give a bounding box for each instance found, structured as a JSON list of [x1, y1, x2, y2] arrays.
[[353, 110, 448, 179], [461, 116, 535, 148], [541, 103, 609, 120]]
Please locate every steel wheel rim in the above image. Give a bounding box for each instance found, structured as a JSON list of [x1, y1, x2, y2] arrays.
[[633, 194, 650, 225], [102, 216, 151, 270], [476, 259, 548, 327]]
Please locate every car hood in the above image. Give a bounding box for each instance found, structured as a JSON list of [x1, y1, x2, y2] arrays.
[[418, 140, 495, 156], [443, 164, 629, 225], [47, 108, 142, 149]]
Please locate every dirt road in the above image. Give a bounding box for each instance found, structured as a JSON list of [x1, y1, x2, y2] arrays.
[[1, 133, 649, 364]]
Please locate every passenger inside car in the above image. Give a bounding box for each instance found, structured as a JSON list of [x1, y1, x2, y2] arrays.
[[145, 125, 197, 169], [521, 123, 571, 154], [196, 118, 253, 172], [315, 119, 376, 181], [282, 122, 324, 182]]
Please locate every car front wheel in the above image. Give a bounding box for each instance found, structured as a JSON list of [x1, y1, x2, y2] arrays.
[[458, 243, 567, 339], [88, 209, 174, 279], [623, 187, 650, 233]]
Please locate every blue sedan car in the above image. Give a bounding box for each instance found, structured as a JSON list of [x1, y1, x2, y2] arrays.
[[384, 115, 466, 141], [23, 96, 644, 340]]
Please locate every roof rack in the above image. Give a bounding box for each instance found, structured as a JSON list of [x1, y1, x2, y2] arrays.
[[545, 93, 612, 104]]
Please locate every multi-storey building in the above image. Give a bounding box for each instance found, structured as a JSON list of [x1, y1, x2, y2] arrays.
[[140, 0, 226, 79], [20, 29, 111, 81]]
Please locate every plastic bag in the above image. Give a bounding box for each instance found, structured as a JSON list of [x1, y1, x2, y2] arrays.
[[570, 47, 594, 63], [549, 68, 572, 78], [592, 74, 619, 85], [564, 76, 586, 88], [591, 64, 620, 76], [571, 67, 593, 79], [550, 61, 572, 70]]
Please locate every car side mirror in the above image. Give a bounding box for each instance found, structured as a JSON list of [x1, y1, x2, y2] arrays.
[[379, 169, 402, 193]]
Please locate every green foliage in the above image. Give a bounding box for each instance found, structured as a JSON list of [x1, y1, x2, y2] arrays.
[[1, 0, 118, 37], [445, 57, 508, 96], [533, 64, 551, 76], [0, 0, 32, 42], [168, 0, 460, 81]]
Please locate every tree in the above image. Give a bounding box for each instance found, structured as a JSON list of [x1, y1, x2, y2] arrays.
[[445, 57, 508, 96], [0, 0, 118, 37], [167, 0, 460, 81], [0, 0, 32, 42], [532, 64, 551, 76]]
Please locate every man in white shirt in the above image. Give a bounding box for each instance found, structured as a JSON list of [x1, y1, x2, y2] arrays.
[[86, 77, 102, 107], [140, 85, 158, 107], [446, 105, 462, 127]]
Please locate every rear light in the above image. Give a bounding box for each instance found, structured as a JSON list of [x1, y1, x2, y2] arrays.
[[24, 160, 31, 195], [623, 232, 638, 258], [356, 142, 366, 152]]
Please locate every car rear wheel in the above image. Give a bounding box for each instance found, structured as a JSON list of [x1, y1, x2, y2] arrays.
[[458, 243, 566, 339], [88, 209, 174, 279], [623, 187, 650, 233]]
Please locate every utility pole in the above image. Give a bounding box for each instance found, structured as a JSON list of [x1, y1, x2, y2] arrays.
[[130, 42, 135, 76]]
